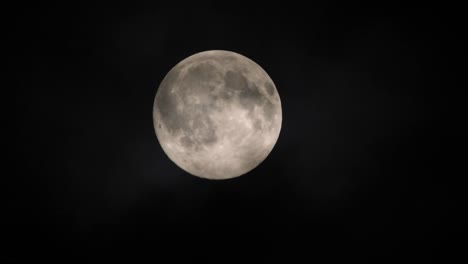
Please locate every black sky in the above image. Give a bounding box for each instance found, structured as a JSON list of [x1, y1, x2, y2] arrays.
[[10, 1, 462, 262]]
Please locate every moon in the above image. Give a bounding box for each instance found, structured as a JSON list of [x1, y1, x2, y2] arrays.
[[153, 50, 282, 180]]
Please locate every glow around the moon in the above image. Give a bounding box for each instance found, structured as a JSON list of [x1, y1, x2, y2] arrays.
[[153, 50, 282, 180]]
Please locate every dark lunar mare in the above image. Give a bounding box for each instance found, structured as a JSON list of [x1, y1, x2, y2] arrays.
[[223, 69, 276, 129], [156, 61, 221, 150]]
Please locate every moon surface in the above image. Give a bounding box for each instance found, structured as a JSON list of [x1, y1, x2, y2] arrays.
[[153, 50, 282, 180]]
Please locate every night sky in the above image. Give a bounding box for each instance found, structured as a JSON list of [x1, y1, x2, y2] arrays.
[[10, 1, 461, 262]]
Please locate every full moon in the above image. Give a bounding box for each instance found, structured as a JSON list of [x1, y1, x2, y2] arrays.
[[153, 50, 282, 180]]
